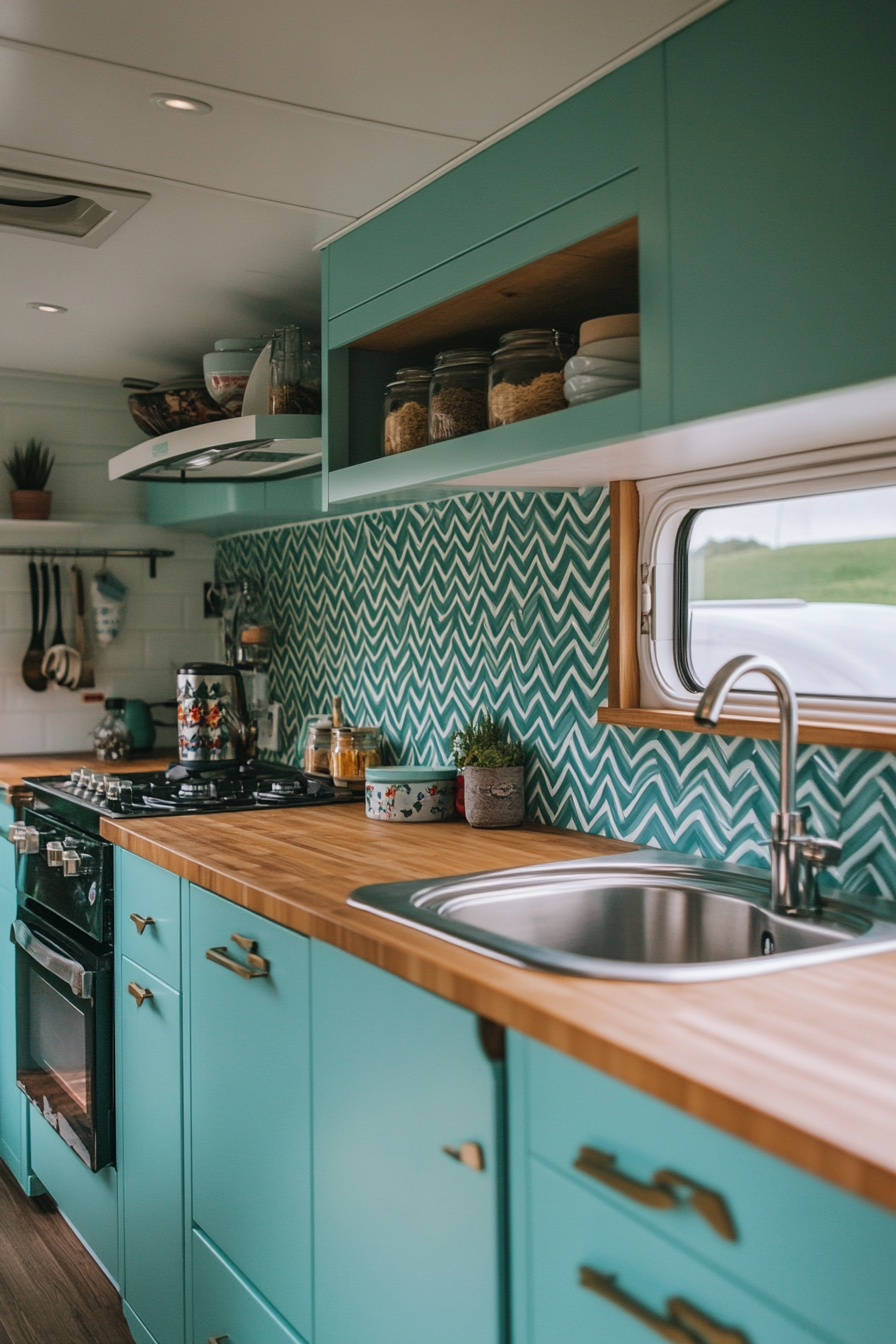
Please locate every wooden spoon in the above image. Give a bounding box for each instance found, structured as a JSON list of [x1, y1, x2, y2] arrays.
[[22, 559, 48, 692], [71, 564, 95, 689]]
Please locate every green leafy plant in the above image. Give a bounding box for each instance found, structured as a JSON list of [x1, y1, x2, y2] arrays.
[[450, 711, 524, 769], [5, 438, 54, 491]]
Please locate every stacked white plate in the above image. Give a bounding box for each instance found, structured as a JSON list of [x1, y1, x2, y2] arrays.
[[564, 315, 640, 406]]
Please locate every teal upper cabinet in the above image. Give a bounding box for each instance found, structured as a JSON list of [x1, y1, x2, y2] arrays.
[[188, 885, 313, 1343], [666, 0, 896, 422], [311, 942, 504, 1344], [145, 473, 322, 537]]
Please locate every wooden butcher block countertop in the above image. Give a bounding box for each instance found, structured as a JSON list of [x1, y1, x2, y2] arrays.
[[0, 751, 172, 801], [101, 804, 896, 1214]]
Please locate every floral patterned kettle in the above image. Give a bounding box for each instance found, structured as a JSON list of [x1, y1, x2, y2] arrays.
[[176, 663, 255, 764]]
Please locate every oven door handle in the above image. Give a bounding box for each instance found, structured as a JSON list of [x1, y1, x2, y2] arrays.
[[10, 920, 95, 1000]]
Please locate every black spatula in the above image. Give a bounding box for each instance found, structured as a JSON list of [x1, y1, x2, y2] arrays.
[[22, 559, 48, 692]]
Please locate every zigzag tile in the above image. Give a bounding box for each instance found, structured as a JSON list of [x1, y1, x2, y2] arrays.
[[218, 488, 896, 900]]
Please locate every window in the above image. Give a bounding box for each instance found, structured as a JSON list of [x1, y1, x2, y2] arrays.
[[679, 485, 896, 700], [636, 453, 896, 733]]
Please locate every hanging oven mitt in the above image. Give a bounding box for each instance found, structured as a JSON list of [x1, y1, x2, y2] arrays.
[[90, 568, 128, 646]]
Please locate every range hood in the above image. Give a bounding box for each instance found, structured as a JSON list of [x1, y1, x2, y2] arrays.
[[108, 414, 322, 482]]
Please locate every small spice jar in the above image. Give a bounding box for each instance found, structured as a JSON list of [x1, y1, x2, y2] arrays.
[[329, 725, 383, 786], [428, 350, 492, 442], [384, 369, 430, 455], [487, 329, 574, 428], [301, 716, 333, 775]]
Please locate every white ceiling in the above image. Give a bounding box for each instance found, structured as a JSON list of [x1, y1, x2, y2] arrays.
[[0, 0, 721, 383]]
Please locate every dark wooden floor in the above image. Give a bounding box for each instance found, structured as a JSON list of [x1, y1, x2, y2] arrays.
[[0, 1159, 133, 1344]]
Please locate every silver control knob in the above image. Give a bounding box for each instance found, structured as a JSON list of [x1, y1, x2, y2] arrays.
[[15, 826, 39, 856], [105, 779, 121, 802], [8, 821, 25, 844], [62, 850, 81, 877], [46, 840, 65, 867]]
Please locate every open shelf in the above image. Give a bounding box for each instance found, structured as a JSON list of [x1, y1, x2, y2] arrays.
[[328, 217, 640, 479]]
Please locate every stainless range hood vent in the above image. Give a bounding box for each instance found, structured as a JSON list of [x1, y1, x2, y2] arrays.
[[108, 415, 323, 482], [0, 168, 149, 247]]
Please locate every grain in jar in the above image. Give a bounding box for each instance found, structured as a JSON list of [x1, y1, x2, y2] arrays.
[[428, 349, 491, 441], [384, 368, 430, 454], [329, 725, 383, 784], [487, 329, 574, 427]]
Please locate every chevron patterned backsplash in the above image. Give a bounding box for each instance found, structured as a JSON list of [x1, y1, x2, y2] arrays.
[[218, 488, 896, 898]]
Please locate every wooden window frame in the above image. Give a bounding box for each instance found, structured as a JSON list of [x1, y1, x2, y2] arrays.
[[601, 480, 896, 753]]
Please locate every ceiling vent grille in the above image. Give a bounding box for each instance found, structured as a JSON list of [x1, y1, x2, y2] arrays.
[[0, 168, 149, 247]]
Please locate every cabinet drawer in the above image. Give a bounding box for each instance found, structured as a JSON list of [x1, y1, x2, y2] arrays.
[[522, 1037, 896, 1344], [118, 851, 181, 988], [192, 1229, 307, 1344], [528, 1158, 825, 1344]]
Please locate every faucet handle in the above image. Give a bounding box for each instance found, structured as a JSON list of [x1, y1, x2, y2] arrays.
[[801, 836, 842, 869]]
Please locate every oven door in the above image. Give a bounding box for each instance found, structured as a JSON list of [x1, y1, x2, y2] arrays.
[[12, 911, 113, 1171]]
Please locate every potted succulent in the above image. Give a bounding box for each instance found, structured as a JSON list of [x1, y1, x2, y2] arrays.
[[451, 711, 526, 828], [5, 439, 55, 519]]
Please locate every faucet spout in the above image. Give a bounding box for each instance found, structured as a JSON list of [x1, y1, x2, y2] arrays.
[[695, 654, 797, 817], [694, 654, 841, 915]]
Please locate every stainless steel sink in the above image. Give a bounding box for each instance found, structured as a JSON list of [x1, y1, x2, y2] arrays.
[[348, 851, 896, 981]]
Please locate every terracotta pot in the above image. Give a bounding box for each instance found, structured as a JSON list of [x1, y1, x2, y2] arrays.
[[10, 490, 51, 520], [463, 765, 525, 828]]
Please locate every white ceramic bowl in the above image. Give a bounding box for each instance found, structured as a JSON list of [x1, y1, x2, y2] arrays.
[[365, 766, 457, 822], [564, 354, 640, 379], [565, 372, 638, 398], [577, 335, 641, 361]]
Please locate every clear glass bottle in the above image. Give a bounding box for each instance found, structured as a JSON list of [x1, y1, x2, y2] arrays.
[[428, 350, 491, 442], [383, 368, 430, 455], [93, 697, 133, 762], [329, 726, 383, 784], [268, 325, 322, 414], [487, 329, 574, 428], [234, 579, 272, 670]]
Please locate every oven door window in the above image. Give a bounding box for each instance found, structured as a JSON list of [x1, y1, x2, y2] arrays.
[[15, 920, 112, 1171]]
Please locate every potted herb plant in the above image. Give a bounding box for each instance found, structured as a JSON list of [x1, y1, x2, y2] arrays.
[[450, 711, 526, 828], [5, 439, 55, 520]]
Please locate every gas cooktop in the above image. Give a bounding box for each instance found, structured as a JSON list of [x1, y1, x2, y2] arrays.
[[23, 761, 354, 832]]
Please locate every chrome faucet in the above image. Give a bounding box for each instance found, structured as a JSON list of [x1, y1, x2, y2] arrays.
[[695, 655, 842, 915]]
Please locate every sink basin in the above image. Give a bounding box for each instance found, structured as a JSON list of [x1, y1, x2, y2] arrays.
[[348, 851, 896, 981]]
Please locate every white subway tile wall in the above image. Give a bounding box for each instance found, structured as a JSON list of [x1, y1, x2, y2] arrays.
[[0, 368, 217, 752]]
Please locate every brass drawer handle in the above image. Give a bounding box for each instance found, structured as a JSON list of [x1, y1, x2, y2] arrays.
[[128, 981, 154, 1007], [579, 1265, 751, 1344], [129, 913, 155, 935], [573, 1147, 737, 1242], [442, 1141, 485, 1171], [206, 934, 270, 979], [209, 1337, 228, 1343]]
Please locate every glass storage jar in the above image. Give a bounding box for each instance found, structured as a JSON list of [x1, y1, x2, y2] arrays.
[[234, 578, 272, 669], [268, 325, 322, 414], [487, 329, 574, 428], [329, 726, 383, 784], [301, 715, 333, 776], [428, 350, 491, 442], [383, 368, 430, 455], [93, 697, 133, 762]]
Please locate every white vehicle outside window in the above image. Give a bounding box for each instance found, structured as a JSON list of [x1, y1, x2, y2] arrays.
[[639, 452, 896, 727]]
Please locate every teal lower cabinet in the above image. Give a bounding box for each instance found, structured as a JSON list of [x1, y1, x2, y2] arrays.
[[508, 1033, 896, 1344], [188, 885, 312, 1342], [192, 1228, 307, 1344], [28, 1103, 119, 1282], [311, 941, 504, 1344], [0, 842, 32, 1190], [118, 957, 184, 1344]]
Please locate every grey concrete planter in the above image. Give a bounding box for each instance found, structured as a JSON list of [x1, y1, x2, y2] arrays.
[[463, 765, 525, 828]]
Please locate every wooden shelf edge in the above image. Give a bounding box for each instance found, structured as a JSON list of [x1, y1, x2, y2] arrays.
[[598, 706, 896, 753]]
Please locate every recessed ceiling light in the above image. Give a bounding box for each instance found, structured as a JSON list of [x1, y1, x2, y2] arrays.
[[27, 302, 67, 313], [150, 93, 213, 115]]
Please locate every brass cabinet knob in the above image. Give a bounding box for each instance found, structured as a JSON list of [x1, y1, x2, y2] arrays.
[[46, 841, 65, 867], [129, 913, 156, 935], [442, 1141, 485, 1171], [128, 981, 154, 1008]]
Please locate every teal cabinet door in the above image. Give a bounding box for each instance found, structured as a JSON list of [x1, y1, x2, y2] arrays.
[[188, 886, 312, 1342], [119, 957, 184, 1344], [311, 941, 503, 1344], [28, 1104, 119, 1281], [666, 0, 896, 421], [118, 849, 182, 989], [0, 850, 29, 1188], [192, 1229, 308, 1344]]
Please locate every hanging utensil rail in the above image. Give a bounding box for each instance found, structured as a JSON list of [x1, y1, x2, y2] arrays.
[[0, 547, 174, 577]]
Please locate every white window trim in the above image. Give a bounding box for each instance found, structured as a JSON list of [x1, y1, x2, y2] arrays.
[[637, 439, 896, 729]]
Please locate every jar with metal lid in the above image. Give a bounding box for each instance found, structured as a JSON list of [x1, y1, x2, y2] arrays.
[[329, 725, 383, 785], [234, 578, 272, 670], [487, 329, 574, 428], [428, 350, 491, 442], [301, 715, 333, 776], [93, 697, 133, 762], [383, 368, 430, 455]]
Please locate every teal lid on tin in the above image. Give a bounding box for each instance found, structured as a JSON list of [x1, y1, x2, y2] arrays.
[[365, 765, 457, 782]]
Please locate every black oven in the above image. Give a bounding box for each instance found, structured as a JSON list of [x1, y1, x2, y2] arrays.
[[11, 808, 114, 1172]]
